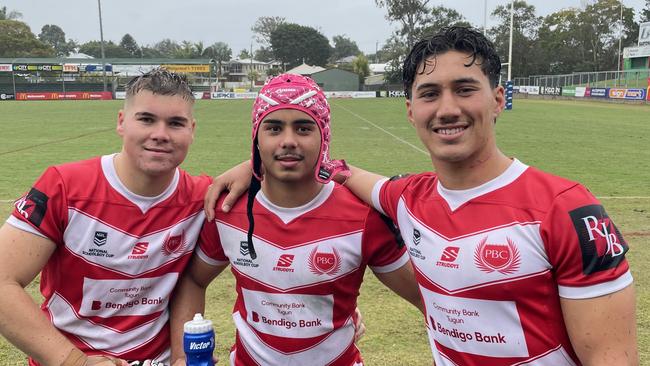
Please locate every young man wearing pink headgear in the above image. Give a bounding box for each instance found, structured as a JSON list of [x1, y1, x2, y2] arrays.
[[169, 74, 422, 366]]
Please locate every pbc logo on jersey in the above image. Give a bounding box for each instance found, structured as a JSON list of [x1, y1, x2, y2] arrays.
[[308, 246, 341, 276], [273, 254, 295, 272], [93, 231, 108, 246], [161, 230, 186, 256], [413, 229, 421, 245], [14, 188, 48, 227], [474, 237, 521, 275], [569, 204, 628, 275], [436, 246, 460, 269]]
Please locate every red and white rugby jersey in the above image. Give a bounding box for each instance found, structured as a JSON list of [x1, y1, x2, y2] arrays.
[[197, 181, 409, 366], [8, 154, 211, 365], [371, 159, 631, 366]]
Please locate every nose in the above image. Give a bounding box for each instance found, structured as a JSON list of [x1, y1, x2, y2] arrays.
[[279, 129, 298, 149], [436, 90, 461, 122], [150, 121, 170, 142]]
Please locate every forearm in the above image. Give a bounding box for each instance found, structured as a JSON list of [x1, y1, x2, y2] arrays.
[[342, 165, 386, 206], [0, 281, 75, 366], [374, 263, 424, 313], [169, 275, 209, 364]]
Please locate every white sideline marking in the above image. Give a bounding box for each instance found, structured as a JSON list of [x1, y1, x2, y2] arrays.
[[334, 103, 429, 156]]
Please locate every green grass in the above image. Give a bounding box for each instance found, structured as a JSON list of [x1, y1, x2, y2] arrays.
[[1, 98, 649, 365]]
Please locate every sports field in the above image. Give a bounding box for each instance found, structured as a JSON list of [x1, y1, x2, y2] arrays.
[[0, 98, 649, 365]]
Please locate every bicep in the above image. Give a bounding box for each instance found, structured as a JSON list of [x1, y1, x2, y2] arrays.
[[560, 284, 638, 365], [0, 223, 56, 287]]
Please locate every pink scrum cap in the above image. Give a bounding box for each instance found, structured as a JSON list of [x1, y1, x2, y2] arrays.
[[250, 73, 350, 184]]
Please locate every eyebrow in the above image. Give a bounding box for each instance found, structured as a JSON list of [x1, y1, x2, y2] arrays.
[[415, 77, 482, 92], [135, 111, 189, 123]]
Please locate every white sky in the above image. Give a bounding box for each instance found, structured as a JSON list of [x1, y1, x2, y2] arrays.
[[2, 0, 646, 54]]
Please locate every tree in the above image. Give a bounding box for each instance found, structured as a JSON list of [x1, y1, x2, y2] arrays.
[[331, 35, 362, 61], [203, 42, 232, 85], [375, 0, 431, 48], [153, 39, 180, 58], [120, 33, 140, 57], [379, 35, 408, 83], [254, 46, 275, 62], [421, 6, 471, 38], [252, 16, 286, 46], [79, 40, 130, 58], [537, 9, 583, 74], [0, 6, 22, 20], [489, 0, 544, 78], [270, 23, 331, 68], [238, 48, 252, 59], [351, 53, 370, 84], [0, 20, 54, 57], [141, 46, 163, 58], [38, 24, 75, 57], [641, 0, 650, 22]]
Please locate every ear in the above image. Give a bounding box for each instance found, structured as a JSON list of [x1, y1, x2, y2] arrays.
[[493, 85, 506, 119], [189, 118, 197, 143], [116, 110, 125, 137], [405, 98, 416, 128]]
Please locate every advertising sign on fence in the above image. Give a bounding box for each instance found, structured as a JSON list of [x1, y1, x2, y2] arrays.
[[13, 64, 63, 72], [63, 64, 79, 72], [0, 93, 15, 100], [575, 87, 587, 97], [527, 86, 540, 95], [540, 86, 562, 96], [562, 88, 576, 96], [647, 87, 650, 101], [608, 88, 647, 100], [16, 92, 112, 100], [162, 65, 210, 73], [0, 64, 12, 72], [324, 91, 376, 99], [387, 90, 407, 97], [590, 88, 608, 97]]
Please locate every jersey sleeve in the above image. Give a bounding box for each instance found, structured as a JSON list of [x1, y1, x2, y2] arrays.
[[6, 166, 67, 245], [196, 219, 230, 266], [541, 184, 632, 299], [371, 176, 412, 222], [363, 208, 409, 273]]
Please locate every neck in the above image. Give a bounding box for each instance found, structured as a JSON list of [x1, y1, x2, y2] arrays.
[[261, 176, 323, 208], [434, 148, 512, 190], [113, 153, 175, 197]]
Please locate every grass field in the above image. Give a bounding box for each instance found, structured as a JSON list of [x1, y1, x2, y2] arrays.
[[0, 98, 649, 365]]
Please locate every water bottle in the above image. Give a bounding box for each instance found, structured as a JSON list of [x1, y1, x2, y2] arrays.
[[184, 313, 215, 366]]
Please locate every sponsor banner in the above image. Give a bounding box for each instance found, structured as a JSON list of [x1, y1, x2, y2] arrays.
[[191, 91, 211, 100], [84, 64, 112, 72], [0, 93, 15, 100], [386, 90, 406, 97], [112, 64, 158, 75], [0, 64, 12, 72], [115, 91, 126, 100], [647, 87, 650, 101], [210, 92, 258, 99], [234, 92, 258, 99], [13, 64, 63, 72], [623, 45, 650, 58], [513, 86, 520, 93], [162, 64, 210, 73], [16, 92, 113, 101], [527, 86, 539, 95], [575, 87, 587, 98], [324, 91, 376, 99], [589, 88, 608, 98], [63, 64, 79, 72], [561, 88, 576, 97], [608, 88, 646, 100], [539, 86, 562, 96]]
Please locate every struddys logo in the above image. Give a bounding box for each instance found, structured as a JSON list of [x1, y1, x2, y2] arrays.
[[308, 246, 341, 276], [273, 254, 295, 272], [14, 188, 48, 227], [436, 246, 460, 269], [161, 230, 186, 256], [473, 237, 521, 275], [128, 242, 149, 260], [569, 204, 628, 275]]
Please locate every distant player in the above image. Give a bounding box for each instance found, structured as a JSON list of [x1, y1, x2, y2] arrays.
[[0, 69, 211, 366], [170, 74, 422, 366], [205, 27, 639, 365]]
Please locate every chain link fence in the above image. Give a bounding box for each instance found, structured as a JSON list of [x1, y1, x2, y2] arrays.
[[513, 69, 650, 89]]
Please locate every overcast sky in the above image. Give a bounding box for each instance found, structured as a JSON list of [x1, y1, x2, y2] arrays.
[[3, 0, 647, 54]]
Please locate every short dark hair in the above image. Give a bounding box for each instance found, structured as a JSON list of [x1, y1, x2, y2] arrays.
[[125, 67, 194, 102], [403, 26, 501, 99]]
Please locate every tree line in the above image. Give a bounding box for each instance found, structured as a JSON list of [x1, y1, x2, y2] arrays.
[[1, 0, 650, 82]]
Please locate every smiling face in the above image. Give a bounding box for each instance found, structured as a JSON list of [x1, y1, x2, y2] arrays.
[[256, 108, 321, 186], [116, 90, 195, 180], [406, 50, 505, 168]]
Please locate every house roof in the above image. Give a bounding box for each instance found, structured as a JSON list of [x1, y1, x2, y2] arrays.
[[369, 63, 388, 74], [285, 63, 326, 75]]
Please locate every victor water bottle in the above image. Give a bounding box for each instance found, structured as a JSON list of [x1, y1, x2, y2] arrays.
[[183, 313, 215, 366]]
